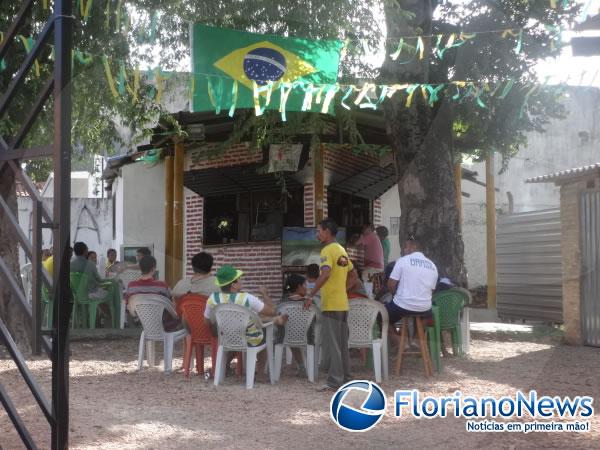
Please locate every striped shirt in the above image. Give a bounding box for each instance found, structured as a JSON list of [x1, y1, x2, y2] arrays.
[[125, 278, 171, 302], [204, 292, 264, 346]]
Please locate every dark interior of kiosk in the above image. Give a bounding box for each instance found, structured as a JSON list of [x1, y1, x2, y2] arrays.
[[203, 188, 370, 246]]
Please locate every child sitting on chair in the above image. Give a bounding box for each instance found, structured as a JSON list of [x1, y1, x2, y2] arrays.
[[279, 273, 314, 376]]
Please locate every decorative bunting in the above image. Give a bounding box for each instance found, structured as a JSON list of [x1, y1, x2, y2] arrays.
[[390, 38, 404, 61], [405, 84, 418, 107], [104, 0, 111, 31], [416, 36, 425, 60], [18, 35, 40, 77], [207, 76, 224, 114], [115, 0, 124, 33], [80, 0, 93, 21], [228, 80, 238, 117], [132, 66, 140, 103], [321, 84, 340, 114], [279, 82, 294, 121], [102, 57, 119, 98], [519, 84, 539, 118], [301, 83, 314, 111], [498, 79, 515, 99], [340, 85, 355, 110], [0, 32, 4, 72]]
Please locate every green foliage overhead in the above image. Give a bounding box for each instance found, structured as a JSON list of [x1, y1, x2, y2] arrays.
[[382, 0, 580, 166], [0, 1, 581, 181]]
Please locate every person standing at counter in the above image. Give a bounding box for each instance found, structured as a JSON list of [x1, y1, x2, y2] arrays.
[[305, 218, 357, 391], [355, 223, 384, 282]]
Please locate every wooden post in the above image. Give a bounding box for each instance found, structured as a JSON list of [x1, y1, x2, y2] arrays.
[[164, 155, 174, 286], [314, 144, 325, 223], [454, 162, 462, 222], [486, 153, 497, 309], [172, 141, 185, 284]]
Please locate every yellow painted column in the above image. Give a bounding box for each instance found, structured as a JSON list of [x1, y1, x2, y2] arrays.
[[454, 162, 462, 222], [486, 153, 497, 309], [164, 155, 174, 287], [172, 141, 185, 285], [314, 144, 325, 223]]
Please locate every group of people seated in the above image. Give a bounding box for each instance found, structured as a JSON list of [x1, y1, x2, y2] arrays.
[[56, 215, 453, 389]]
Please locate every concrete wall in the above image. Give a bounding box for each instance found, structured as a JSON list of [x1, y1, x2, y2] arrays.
[[17, 197, 113, 269], [114, 162, 166, 277], [378, 186, 402, 263]]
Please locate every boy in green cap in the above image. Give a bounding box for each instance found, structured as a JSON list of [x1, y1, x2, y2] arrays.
[[204, 265, 287, 380]]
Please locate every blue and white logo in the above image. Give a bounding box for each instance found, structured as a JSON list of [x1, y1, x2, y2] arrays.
[[330, 380, 387, 432]]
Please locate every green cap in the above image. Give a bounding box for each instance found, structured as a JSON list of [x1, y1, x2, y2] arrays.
[[215, 265, 244, 287]]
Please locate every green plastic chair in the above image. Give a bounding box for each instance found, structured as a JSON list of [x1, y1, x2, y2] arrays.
[[41, 285, 53, 328], [432, 289, 465, 356], [426, 305, 442, 373], [70, 272, 116, 329]]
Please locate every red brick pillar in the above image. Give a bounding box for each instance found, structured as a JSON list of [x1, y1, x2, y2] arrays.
[[304, 184, 314, 227], [184, 193, 204, 276]]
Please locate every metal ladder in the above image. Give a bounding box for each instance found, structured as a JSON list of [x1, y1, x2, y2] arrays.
[[0, 1, 73, 448]]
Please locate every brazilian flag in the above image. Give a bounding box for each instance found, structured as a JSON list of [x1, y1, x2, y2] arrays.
[[191, 24, 342, 114]]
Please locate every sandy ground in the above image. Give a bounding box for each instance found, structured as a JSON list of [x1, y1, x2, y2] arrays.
[[1, 324, 600, 449]]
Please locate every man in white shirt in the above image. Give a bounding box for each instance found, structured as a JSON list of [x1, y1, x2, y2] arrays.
[[386, 236, 438, 324]]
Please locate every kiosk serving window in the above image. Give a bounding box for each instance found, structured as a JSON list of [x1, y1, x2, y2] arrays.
[[203, 188, 304, 245]]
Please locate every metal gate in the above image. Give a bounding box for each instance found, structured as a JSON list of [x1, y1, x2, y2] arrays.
[[581, 190, 600, 347], [0, 1, 72, 449], [497, 209, 563, 322]]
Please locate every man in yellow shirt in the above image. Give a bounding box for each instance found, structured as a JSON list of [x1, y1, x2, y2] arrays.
[[305, 218, 357, 391], [42, 254, 53, 277]]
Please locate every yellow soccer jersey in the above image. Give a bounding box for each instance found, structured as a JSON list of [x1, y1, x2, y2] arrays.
[[319, 242, 353, 312]]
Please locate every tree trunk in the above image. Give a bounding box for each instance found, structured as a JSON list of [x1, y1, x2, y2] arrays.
[[382, 0, 467, 286], [0, 164, 32, 352]]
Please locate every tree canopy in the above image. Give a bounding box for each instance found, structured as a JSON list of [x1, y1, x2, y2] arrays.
[[1, 1, 581, 176]]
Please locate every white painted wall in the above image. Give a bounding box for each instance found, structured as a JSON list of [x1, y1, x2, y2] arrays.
[[42, 156, 107, 199], [117, 161, 167, 277], [378, 186, 402, 263], [112, 175, 125, 264], [17, 198, 113, 270], [382, 86, 600, 287]]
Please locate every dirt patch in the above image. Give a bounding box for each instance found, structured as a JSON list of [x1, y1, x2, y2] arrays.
[[1, 327, 599, 449]]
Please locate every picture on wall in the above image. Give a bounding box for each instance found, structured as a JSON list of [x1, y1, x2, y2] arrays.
[[282, 227, 346, 266]]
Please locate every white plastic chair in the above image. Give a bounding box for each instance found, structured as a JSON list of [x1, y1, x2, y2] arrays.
[[117, 269, 141, 329], [274, 302, 320, 383], [129, 294, 188, 374], [348, 298, 389, 382], [212, 303, 274, 389]]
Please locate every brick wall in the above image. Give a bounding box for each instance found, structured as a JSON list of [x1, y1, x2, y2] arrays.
[[184, 192, 204, 275], [323, 186, 329, 219], [304, 184, 314, 226], [560, 180, 587, 345], [184, 189, 283, 299], [373, 197, 382, 226], [182, 142, 380, 297], [185, 142, 262, 171], [207, 242, 283, 300], [322, 144, 379, 178]]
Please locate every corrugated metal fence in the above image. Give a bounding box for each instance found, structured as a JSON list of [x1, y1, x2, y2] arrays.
[[497, 209, 563, 322], [580, 190, 600, 347]]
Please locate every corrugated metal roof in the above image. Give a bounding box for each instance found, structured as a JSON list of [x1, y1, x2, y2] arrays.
[[525, 163, 600, 184], [328, 164, 396, 200], [184, 164, 302, 196], [328, 164, 486, 201]]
